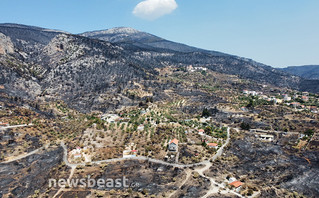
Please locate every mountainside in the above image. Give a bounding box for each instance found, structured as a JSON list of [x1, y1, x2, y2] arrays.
[[1, 24, 319, 198], [1, 24, 319, 113], [80, 27, 319, 92], [279, 65, 319, 80], [80, 27, 225, 55]]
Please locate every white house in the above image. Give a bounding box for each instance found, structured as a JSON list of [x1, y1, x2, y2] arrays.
[[137, 124, 144, 131], [101, 114, 120, 123], [207, 143, 218, 149], [259, 134, 274, 142], [283, 94, 291, 101]]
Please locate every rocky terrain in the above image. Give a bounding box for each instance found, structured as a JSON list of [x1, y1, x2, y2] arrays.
[[1, 23, 319, 198]]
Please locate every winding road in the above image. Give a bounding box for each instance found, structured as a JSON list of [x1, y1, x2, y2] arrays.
[[2, 127, 246, 197]]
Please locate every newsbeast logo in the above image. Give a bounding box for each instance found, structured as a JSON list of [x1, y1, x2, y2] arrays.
[[49, 176, 139, 188]]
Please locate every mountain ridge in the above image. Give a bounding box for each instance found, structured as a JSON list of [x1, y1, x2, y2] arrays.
[[79, 27, 229, 56], [279, 65, 319, 80], [1, 23, 319, 112]]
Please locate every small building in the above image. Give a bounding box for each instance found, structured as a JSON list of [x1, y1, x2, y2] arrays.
[[69, 146, 83, 159], [123, 150, 132, 158], [123, 149, 137, 158], [101, 114, 120, 123], [283, 94, 291, 101], [259, 134, 274, 141], [131, 150, 138, 155], [277, 99, 283, 104], [168, 138, 179, 152], [229, 181, 243, 192], [0, 123, 9, 127], [207, 143, 218, 149], [302, 92, 309, 96], [291, 102, 300, 108], [74, 153, 82, 159], [240, 107, 248, 112], [302, 96, 309, 102], [198, 129, 205, 133], [137, 125, 144, 131], [186, 65, 195, 72]]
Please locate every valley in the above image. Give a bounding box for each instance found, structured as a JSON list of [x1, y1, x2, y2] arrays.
[[0, 24, 319, 198]]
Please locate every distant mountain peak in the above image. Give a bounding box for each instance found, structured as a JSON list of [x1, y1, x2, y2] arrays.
[[105, 27, 141, 34], [80, 27, 141, 37]]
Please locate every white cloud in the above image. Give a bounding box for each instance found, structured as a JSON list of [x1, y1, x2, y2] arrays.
[[133, 0, 178, 20]]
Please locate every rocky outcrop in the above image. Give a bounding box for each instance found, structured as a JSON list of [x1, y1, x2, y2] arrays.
[[0, 32, 14, 54]]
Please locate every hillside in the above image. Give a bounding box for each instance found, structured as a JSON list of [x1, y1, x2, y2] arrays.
[[80, 27, 319, 92], [1, 24, 319, 198], [1, 23, 319, 114], [280, 65, 319, 80]]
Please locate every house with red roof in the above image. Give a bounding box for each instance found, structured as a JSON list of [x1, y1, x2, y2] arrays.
[[229, 180, 243, 192], [207, 143, 218, 149], [0, 122, 9, 127], [168, 138, 179, 152], [302, 96, 309, 102]]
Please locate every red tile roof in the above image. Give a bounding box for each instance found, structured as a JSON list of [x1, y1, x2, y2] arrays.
[[207, 143, 218, 147], [170, 138, 179, 145], [198, 129, 205, 133], [229, 181, 243, 188]]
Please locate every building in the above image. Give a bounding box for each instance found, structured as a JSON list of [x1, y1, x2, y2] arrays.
[[101, 114, 120, 123], [229, 181, 243, 192], [70, 147, 82, 159], [259, 134, 274, 142], [302, 92, 309, 96], [198, 129, 205, 133], [168, 138, 179, 152], [207, 143, 218, 149], [291, 102, 300, 108], [198, 129, 205, 135], [283, 94, 291, 101], [73, 153, 82, 159], [0, 122, 9, 127], [275, 99, 283, 104], [137, 124, 144, 131], [243, 90, 263, 96], [302, 96, 309, 102], [123, 150, 133, 158], [310, 106, 318, 113], [186, 65, 195, 72]]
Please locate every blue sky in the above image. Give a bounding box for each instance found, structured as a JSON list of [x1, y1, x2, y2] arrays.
[[0, 0, 318, 67]]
